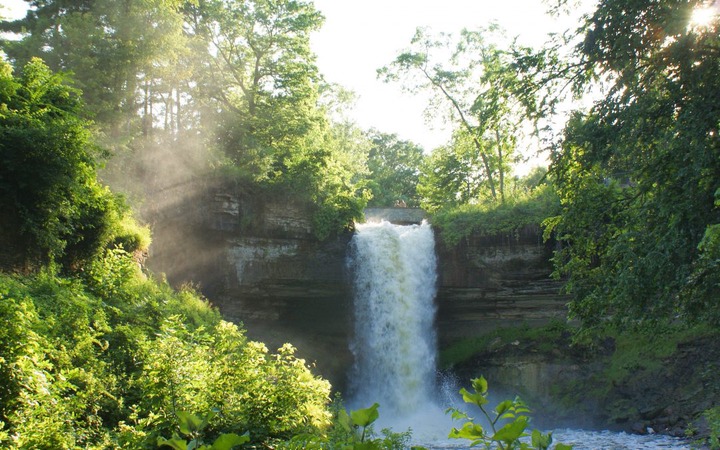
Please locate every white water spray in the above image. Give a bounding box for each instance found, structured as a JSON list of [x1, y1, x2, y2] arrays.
[[347, 220, 438, 413], [345, 220, 692, 449], [347, 220, 460, 443]]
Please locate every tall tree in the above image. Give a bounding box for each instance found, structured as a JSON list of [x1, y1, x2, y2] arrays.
[[185, 0, 325, 181], [546, 0, 720, 327], [365, 131, 424, 208], [380, 26, 545, 204], [0, 0, 188, 135]]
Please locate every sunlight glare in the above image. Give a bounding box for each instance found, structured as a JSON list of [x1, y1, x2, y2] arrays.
[[690, 4, 719, 29]]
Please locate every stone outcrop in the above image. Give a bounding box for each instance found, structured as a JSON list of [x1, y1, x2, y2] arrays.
[[452, 332, 720, 439], [144, 183, 353, 387], [144, 186, 568, 388], [435, 225, 568, 345]]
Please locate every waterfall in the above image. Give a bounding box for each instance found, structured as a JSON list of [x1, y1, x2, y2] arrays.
[[344, 220, 692, 450], [347, 219, 439, 416]]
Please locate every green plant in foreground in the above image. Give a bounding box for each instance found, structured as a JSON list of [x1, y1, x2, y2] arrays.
[[704, 406, 720, 449], [280, 402, 416, 450], [448, 376, 572, 450], [157, 410, 249, 450]]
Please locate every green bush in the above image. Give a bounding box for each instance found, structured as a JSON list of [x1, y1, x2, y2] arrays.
[[0, 256, 333, 448], [0, 58, 151, 271]]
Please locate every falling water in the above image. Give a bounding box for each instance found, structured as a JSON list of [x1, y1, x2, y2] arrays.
[[346, 219, 461, 448], [347, 220, 438, 415], [345, 219, 692, 449]]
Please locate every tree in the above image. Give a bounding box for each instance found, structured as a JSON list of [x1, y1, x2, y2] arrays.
[[545, 0, 720, 327], [185, 0, 325, 182], [380, 26, 545, 204], [0, 0, 189, 136], [365, 131, 424, 208], [417, 131, 488, 212], [0, 58, 144, 270]]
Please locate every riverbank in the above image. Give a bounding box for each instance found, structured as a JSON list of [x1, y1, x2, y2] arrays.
[[441, 322, 720, 447]]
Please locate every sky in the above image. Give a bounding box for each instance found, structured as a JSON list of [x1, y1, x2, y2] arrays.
[[2, 0, 591, 169], [309, 0, 591, 162]]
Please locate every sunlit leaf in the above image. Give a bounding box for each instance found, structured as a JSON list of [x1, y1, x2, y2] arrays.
[[177, 411, 205, 435], [460, 387, 488, 406], [491, 416, 528, 444], [448, 421, 484, 440], [350, 403, 380, 427], [495, 399, 513, 416], [157, 436, 187, 450], [210, 432, 250, 450], [471, 376, 488, 395], [531, 429, 552, 449], [446, 407, 470, 421]]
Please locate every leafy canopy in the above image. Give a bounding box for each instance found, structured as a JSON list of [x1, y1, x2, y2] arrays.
[[545, 0, 720, 328]]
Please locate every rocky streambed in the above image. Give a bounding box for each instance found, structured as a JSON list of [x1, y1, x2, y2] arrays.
[[448, 326, 720, 443]]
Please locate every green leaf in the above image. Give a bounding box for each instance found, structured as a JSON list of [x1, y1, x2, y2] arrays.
[[157, 436, 189, 450], [448, 421, 484, 441], [471, 376, 488, 395], [338, 408, 352, 432], [553, 444, 573, 450], [460, 387, 488, 406], [531, 429, 552, 449], [210, 432, 250, 450], [177, 411, 206, 435], [446, 407, 470, 421], [350, 403, 380, 427], [495, 399, 513, 416], [491, 416, 528, 444]]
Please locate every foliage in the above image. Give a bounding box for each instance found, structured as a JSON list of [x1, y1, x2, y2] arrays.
[[2, 0, 368, 242], [365, 130, 424, 208], [188, 0, 368, 239], [0, 0, 189, 133], [417, 134, 488, 212], [277, 402, 414, 450], [157, 410, 249, 450], [703, 406, 720, 450], [308, 121, 372, 240], [448, 376, 572, 449], [0, 58, 148, 270], [543, 0, 720, 329], [187, 0, 324, 179], [0, 254, 333, 448], [433, 176, 560, 247], [380, 26, 550, 204]]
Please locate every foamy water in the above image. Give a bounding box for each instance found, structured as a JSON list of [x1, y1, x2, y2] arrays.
[[346, 220, 691, 450], [415, 428, 690, 449], [347, 220, 438, 414]]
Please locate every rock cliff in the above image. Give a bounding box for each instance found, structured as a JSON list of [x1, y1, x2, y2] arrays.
[[142, 183, 716, 442], [144, 184, 568, 388], [435, 225, 568, 345]]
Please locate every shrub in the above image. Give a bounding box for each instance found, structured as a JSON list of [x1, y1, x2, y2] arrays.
[[0, 266, 333, 448]]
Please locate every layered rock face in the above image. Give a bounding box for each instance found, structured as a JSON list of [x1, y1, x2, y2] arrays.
[[435, 225, 568, 345], [145, 187, 567, 387], [145, 184, 353, 387]]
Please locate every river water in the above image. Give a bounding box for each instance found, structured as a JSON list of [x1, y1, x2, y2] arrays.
[[346, 220, 692, 450]]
